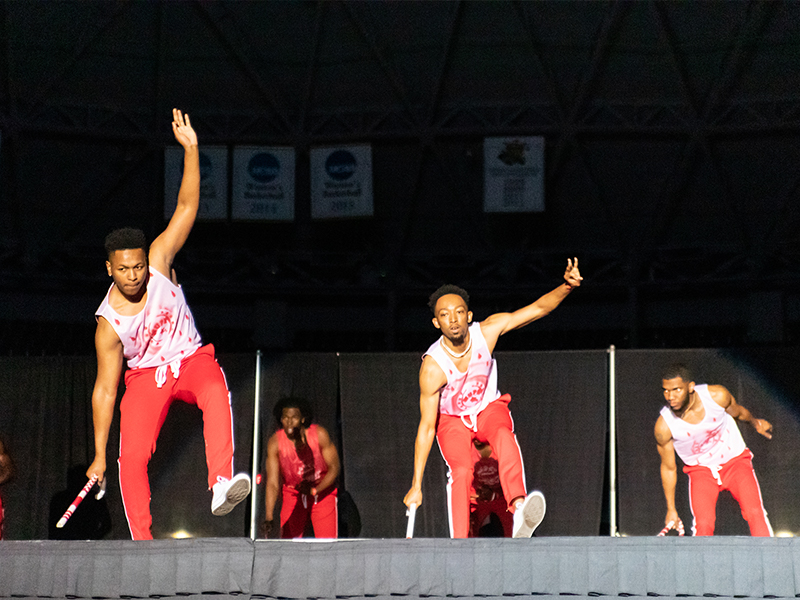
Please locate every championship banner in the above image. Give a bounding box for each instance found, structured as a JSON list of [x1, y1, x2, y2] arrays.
[[164, 146, 228, 221], [483, 136, 545, 213], [310, 145, 373, 219], [232, 146, 295, 221]]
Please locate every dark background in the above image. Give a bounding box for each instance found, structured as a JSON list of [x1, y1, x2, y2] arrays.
[[1, 1, 799, 355]]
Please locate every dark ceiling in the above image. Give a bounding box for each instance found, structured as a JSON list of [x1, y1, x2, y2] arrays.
[[1, 0, 800, 354]]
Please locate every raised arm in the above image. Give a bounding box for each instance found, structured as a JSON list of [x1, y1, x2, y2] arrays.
[[655, 416, 680, 528], [403, 356, 446, 509], [311, 426, 341, 496], [149, 108, 200, 277], [87, 317, 124, 484], [263, 433, 281, 536], [480, 258, 582, 352], [709, 385, 773, 439]]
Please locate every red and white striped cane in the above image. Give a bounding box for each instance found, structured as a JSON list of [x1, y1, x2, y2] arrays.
[[56, 475, 98, 529], [657, 519, 685, 537]]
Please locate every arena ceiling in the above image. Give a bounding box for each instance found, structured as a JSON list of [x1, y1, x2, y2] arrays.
[[1, 0, 800, 353]]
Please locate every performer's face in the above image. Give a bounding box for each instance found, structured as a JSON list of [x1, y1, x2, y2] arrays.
[[106, 248, 148, 299], [662, 376, 694, 413], [280, 407, 305, 437], [432, 294, 472, 344]]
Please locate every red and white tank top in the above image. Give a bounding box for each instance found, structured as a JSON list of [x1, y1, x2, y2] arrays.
[[96, 267, 201, 375], [424, 322, 501, 419], [277, 424, 328, 491], [660, 383, 746, 471]]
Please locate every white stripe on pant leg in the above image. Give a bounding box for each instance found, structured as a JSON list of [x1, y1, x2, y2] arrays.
[[748, 463, 774, 537], [437, 441, 455, 539], [687, 476, 698, 536], [117, 433, 136, 540], [217, 361, 236, 479], [507, 411, 527, 492]]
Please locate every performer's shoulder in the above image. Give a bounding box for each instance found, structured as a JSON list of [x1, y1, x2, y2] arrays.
[[419, 354, 447, 389], [654, 414, 672, 442], [314, 425, 333, 445], [705, 383, 728, 395], [705, 384, 731, 407]]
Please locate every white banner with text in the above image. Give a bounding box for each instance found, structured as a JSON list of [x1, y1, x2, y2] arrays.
[[483, 136, 545, 213], [310, 145, 373, 219], [232, 146, 295, 221]]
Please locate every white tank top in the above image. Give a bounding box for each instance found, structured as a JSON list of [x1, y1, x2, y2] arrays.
[[424, 322, 501, 420], [96, 267, 201, 380], [660, 384, 747, 471]]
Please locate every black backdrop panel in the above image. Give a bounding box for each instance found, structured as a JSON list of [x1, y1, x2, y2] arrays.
[[338, 350, 608, 538], [495, 351, 608, 536], [0, 356, 122, 540], [258, 353, 340, 447], [616, 348, 800, 536], [338, 353, 447, 538]]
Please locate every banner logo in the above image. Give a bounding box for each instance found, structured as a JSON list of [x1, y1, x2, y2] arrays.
[[248, 153, 280, 183], [325, 150, 357, 181]]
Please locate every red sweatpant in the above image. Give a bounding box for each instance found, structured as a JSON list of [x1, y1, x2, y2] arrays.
[[684, 448, 772, 537], [280, 488, 338, 538], [436, 395, 527, 538], [470, 494, 514, 537], [118, 345, 235, 540]]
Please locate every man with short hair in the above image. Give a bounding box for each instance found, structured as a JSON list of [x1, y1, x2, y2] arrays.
[[87, 109, 250, 540], [655, 363, 773, 536], [263, 397, 340, 538], [404, 259, 582, 538]]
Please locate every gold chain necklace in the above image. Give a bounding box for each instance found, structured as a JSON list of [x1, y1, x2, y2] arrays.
[[441, 336, 472, 359]]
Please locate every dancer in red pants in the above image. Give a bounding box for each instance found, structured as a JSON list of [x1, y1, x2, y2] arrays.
[[263, 398, 340, 538], [404, 259, 582, 538], [87, 109, 250, 540], [655, 363, 773, 536]]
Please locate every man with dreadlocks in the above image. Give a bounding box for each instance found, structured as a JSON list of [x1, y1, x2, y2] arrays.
[[87, 109, 250, 540], [263, 397, 340, 538], [403, 259, 582, 538]]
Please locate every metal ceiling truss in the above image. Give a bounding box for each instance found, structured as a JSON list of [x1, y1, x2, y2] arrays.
[[1, 0, 800, 351]]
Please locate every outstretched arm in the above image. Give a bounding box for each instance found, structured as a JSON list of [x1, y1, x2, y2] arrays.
[[403, 357, 445, 509], [149, 108, 200, 277], [87, 318, 124, 484], [311, 426, 341, 496], [709, 385, 773, 439], [655, 416, 680, 527], [480, 258, 582, 352]]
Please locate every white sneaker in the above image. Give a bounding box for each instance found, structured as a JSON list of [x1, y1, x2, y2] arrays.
[[512, 490, 546, 538], [211, 473, 251, 516]]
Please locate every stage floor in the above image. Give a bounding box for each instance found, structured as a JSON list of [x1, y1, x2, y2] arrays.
[[2, 536, 798, 600]]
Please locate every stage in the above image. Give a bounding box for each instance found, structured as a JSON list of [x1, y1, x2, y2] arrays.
[[1, 537, 798, 600]]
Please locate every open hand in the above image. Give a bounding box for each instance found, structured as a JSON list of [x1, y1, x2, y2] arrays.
[[564, 257, 583, 288], [172, 108, 198, 149]]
